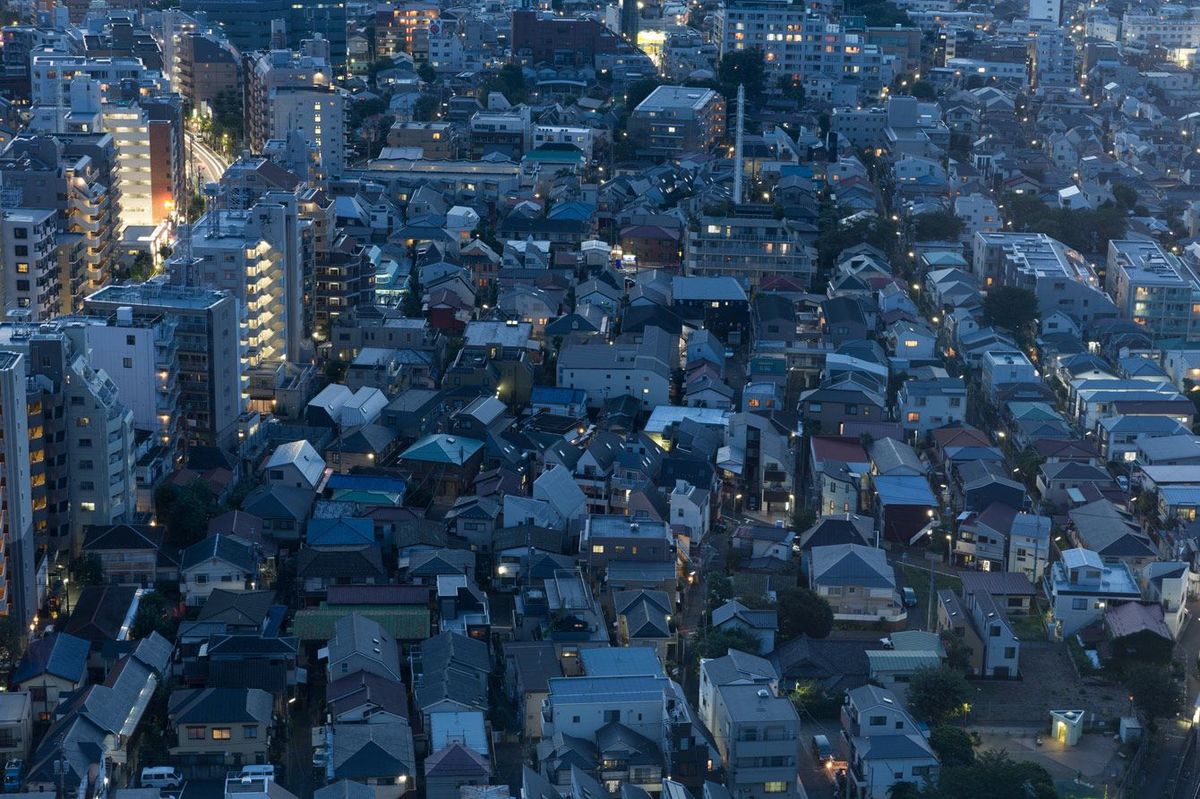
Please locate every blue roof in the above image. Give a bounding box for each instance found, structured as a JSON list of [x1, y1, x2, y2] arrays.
[[548, 675, 666, 703], [531, 386, 588, 406], [308, 517, 375, 547], [581, 647, 665, 678], [874, 475, 938, 506], [14, 632, 90, 684], [324, 474, 408, 494]]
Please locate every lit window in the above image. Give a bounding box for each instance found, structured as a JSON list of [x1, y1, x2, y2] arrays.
[[592, 545, 605, 554], [212, 728, 232, 740]]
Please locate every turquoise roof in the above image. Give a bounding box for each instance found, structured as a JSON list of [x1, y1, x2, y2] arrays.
[[400, 434, 484, 466]]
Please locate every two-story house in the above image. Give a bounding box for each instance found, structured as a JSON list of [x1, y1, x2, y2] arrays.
[[180, 535, 262, 607], [841, 685, 939, 799], [711, 683, 801, 799], [168, 687, 274, 773], [808, 544, 898, 621], [1049, 548, 1143, 638]]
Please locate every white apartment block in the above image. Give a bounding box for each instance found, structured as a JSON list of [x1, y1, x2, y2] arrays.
[[0, 352, 37, 625], [182, 199, 305, 366], [953, 193, 1000, 238], [1122, 7, 1200, 49], [101, 103, 155, 228], [532, 126, 594, 160], [30, 54, 155, 107], [1108, 239, 1200, 343], [268, 86, 347, 179]]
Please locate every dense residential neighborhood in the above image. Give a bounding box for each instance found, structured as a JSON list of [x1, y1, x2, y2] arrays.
[[5, 0, 1200, 796]]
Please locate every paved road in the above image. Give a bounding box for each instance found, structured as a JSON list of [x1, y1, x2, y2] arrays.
[[186, 132, 231, 184]]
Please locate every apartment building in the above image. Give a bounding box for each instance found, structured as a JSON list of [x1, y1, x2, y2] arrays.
[[710, 683, 800, 799], [714, 4, 892, 90], [0, 352, 37, 626], [175, 32, 242, 114], [245, 41, 347, 178], [627, 86, 725, 159], [29, 54, 151, 107], [0, 135, 120, 311], [973, 232, 1115, 326], [179, 0, 348, 68], [0, 323, 136, 553], [686, 207, 814, 289], [179, 199, 304, 367], [78, 309, 179, 458], [1106, 239, 1200, 343], [84, 283, 243, 449], [0, 209, 58, 322], [557, 326, 676, 410], [1122, 6, 1200, 49]]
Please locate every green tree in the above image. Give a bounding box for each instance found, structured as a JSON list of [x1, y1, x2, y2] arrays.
[[417, 62, 437, 83], [130, 250, 153, 282], [886, 783, 920, 799], [1112, 183, 1138, 210], [909, 80, 936, 100], [718, 49, 766, 102], [940, 632, 973, 672], [692, 626, 762, 663], [707, 574, 734, 609], [71, 553, 105, 586], [982, 286, 1039, 336], [0, 615, 25, 674], [777, 587, 834, 640], [210, 89, 244, 148], [913, 211, 963, 241], [131, 591, 179, 640], [413, 94, 439, 122], [482, 62, 528, 104], [906, 665, 971, 725], [777, 74, 806, 104], [933, 749, 1056, 799], [403, 262, 422, 317], [1124, 662, 1182, 721], [624, 77, 662, 110], [930, 725, 976, 767], [1014, 446, 1046, 486], [154, 480, 219, 549]]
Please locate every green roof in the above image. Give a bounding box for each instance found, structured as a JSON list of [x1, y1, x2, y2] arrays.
[[292, 605, 430, 641], [400, 434, 484, 466], [866, 649, 941, 674]]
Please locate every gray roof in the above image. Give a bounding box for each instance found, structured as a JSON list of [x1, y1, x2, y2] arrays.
[[715, 684, 800, 723], [181, 534, 258, 572], [809, 544, 894, 589], [711, 599, 778, 631], [328, 613, 402, 681], [868, 437, 926, 476], [700, 649, 777, 687], [855, 732, 937, 761], [315, 781, 376, 799]]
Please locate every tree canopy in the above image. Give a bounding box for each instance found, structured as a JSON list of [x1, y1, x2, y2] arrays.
[[1124, 662, 1183, 722], [131, 591, 180, 640], [929, 725, 976, 767], [982, 286, 1039, 336], [1001, 192, 1127, 253], [931, 749, 1057, 799], [913, 211, 963, 241], [718, 49, 766, 102], [906, 665, 971, 725], [777, 587, 834, 640]]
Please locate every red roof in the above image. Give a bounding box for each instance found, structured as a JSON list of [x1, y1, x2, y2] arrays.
[[810, 435, 870, 465]]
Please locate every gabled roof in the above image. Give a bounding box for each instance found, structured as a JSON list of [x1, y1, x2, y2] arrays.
[[266, 440, 327, 487], [424, 742, 490, 778], [81, 523, 163, 552], [181, 534, 258, 572], [400, 434, 484, 465], [14, 632, 90, 684], [168, 687, 273, 725]]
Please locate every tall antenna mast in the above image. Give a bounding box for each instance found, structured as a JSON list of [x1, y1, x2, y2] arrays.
[[733, 83, 745, 205]]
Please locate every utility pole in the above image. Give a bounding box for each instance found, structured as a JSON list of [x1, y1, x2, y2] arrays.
[[927, 555, 935, 630]]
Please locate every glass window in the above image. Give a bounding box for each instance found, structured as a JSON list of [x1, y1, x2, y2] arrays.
[[212, 728, 232, 740]]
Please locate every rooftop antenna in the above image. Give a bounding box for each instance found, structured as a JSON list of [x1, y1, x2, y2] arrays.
[[733, 83, 745, 205]]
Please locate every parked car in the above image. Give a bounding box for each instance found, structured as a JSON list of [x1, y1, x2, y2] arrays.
[[901, 587, 918, 608], [140, 767, 182, 790], [811, 734, 834, 765]]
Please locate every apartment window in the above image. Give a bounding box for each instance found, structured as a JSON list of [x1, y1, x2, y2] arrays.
[[1071, 598, 1087, 610], [907, 412, 920, 423], [869, 715, 886, 726], [187, 727, 205, 740], [1004, 647, 1016, 659], [604, 710, 620, 723], [763, 783, 789, 793], [15, 263, 27, 273], [80, 502, 95, 512], [123, 358, 133, 368], [78, 438, 92, 448], [989, 625, 1001, 637], [212, 728, 232, 741], [196, 575, 209, 584], [949, 397, 962, 407], [76, 417, 90, 427], [126, 335, 135, 346], [592, 545, 604, 554], [243, 725, 258, 739], [12, 227, 27, 239]]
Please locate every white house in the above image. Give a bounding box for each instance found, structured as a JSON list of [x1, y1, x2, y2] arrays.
[[180, 535, 261, 607], [557, 327, 676, 410], [1048, 548, 1143, 638], [265, 440, 327, 491], [669, 480, 711, 546], [898, 376, 967, 437], [842, 685, 939, 799]]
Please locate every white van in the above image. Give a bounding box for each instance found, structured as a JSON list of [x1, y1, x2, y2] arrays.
[[238, 765, 276, 782], [140, 767, 183, 789]]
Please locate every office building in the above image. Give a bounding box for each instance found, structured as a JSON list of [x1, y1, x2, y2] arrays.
[[175, 33, 242, 120], [1107, 239, 1200, 343], [1028, 0, 1060, 24], [1121, 6, 1200, 49], [1029, 29, 1075, 91], [627, 85, 725, 158], [510, 10, 626, 68], [84, 283, 244, 449], [0, 352, 36, 626]]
